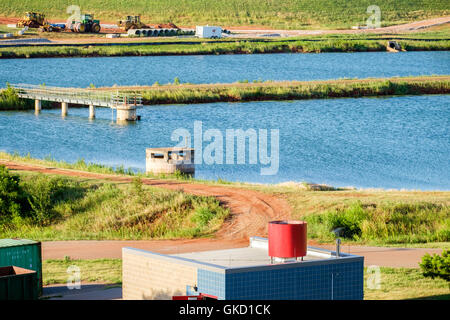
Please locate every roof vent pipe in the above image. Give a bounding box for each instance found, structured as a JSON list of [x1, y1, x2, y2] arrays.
[[336, 238, 341, 258]]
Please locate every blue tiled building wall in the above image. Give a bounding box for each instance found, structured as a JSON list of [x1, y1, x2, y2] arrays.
[[197, 260, 363, 300], [197, 269, 226, 300]]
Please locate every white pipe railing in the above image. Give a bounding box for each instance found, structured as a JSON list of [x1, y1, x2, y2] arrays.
[[10, 84, 142, 108]]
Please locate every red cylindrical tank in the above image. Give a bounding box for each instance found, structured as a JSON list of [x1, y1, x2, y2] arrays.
[[268, 220, 307, 258]]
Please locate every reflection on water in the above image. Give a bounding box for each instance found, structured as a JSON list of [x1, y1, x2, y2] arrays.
[[0, 95, 449, 190], [1, 51, 449, 88]]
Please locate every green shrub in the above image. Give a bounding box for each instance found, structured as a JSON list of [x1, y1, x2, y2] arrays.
[[23, 175, 83, 226], [132, 177, 144, 195], [115, 165, 126, 174], [420, 250, 450, 284], [191, 207, 215, 227], [0, 165, 23, 222], [0, 84, 31, 110], [326, 202, 368, 239], [305, 201, 450, 244]]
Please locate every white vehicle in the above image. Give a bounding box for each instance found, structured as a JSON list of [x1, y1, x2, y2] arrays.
[[195, 25, 222, 39]]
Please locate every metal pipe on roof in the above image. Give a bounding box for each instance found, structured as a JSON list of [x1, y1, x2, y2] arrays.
[[336, 238, 341, 258]]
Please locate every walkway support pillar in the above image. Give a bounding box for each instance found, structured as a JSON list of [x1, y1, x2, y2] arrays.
[[34, 99, 41, 113], [116, 106, 137, 122], [61, 102, 68, 117], [89, 104, 95, 119]]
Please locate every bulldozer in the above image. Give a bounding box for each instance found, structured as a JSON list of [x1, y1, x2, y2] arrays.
[[17, 12, 46, 28], [67, 13, 101, 33], [117, 16, 148, 31], [17, 12, 63, 32]]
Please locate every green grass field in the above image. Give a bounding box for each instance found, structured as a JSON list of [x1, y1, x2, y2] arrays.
[[364, 267, 449, 300], [43, 258, 122, 285], [0, 0, 449, 29]]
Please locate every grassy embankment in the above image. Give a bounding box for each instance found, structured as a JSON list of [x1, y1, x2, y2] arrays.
[[0, 152, 449, 248], [0, 168, 229, 240], [41, 259, 450, 300], [1, 76, 449, 110], [250, 182, 450, 249], [129, 76, 450, 105], [305, 202, 449, 245], [0, 0, 448, 29], [1, 39, 449, 59]]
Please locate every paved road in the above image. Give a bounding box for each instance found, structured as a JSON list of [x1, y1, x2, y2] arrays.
[[311, 244, 442, 268], [42, 240, 443, 268], [43, 283, 122, 300]]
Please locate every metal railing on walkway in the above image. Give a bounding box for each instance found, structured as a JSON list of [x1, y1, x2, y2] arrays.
[[10, 83, 142, 108]]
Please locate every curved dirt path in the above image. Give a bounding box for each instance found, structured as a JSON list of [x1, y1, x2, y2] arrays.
[[0, 160, 292, 241], [1, 160, 443, 267]]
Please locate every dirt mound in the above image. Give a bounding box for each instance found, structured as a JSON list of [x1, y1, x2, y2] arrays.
[[153, 22, 179, 29]]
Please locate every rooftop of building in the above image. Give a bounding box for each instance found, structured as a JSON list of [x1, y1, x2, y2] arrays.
[[146, 147, 194, 152], [172, 237, 346, 269], [0, 238, 39, 248]]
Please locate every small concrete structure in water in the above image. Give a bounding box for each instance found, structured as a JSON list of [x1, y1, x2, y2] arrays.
[[146, 147, 195, 175]]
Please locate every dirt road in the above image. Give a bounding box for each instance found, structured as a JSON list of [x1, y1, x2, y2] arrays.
[[41, 240, 442, 268], [0, 16, 448, 45], [1, 160, 443, 268], [0, 160, 292, 240]]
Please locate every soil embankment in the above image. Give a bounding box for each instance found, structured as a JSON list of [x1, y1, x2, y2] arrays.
[[0, 160, 292, 241], [1, 160, 443, 268]]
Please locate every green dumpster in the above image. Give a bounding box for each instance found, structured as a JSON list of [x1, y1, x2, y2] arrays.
[[0, 239, 42, 296], [0, 266, 38, 300]]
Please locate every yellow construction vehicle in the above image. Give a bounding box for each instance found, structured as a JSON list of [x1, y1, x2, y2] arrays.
[[38, 22, 63, 33], [17, 12, 46, 28], [117, 16, 148, 31], [17, 12, 63, 32]]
